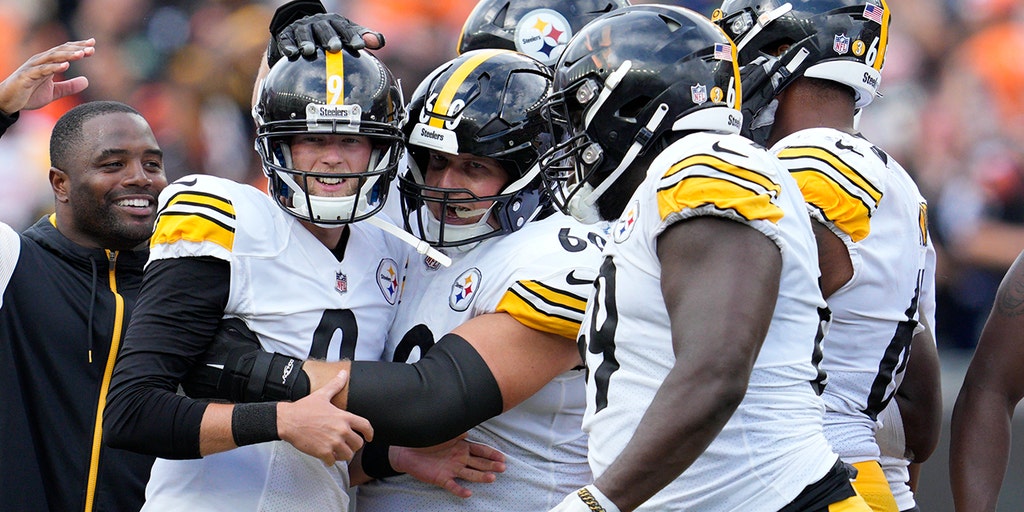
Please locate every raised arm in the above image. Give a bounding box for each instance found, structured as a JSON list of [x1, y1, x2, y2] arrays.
[[0, 39, 94, 136]]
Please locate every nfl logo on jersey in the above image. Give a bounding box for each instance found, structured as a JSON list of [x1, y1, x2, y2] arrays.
[[335, 271, 348, 294]]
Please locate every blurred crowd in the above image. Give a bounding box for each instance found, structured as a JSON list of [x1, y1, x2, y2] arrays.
[[1, 0, 1022, 352]]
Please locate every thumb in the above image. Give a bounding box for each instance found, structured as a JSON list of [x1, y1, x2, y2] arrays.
[[314, 369, 349, 398]]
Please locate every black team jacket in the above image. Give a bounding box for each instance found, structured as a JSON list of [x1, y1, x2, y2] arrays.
[[0, 215, 155, 511]]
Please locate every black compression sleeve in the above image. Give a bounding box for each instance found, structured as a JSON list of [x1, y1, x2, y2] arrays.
[[347, 333, 503, 447], [104, 257, 230, 459], [0, 110, 18, 138]]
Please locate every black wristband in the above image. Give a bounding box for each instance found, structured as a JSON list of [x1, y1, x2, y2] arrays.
[[231, 402, 279, 447], [361, 441, 403, 479]]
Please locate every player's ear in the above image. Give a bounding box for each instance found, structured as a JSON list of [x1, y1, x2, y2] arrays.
[[50, 167, 71, 203]]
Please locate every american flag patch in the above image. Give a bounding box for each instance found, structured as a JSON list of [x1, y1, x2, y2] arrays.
[[713, 43, 732, 61], [863, 3, 884, 24]]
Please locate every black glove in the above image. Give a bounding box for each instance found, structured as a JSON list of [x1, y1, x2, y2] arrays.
[[182, 317, 310, 403], [267, 0, 327, 66], [738, 55, 787, 146], [269, 12, 386, 67]]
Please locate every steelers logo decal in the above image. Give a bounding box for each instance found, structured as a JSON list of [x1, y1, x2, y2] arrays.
[[514, 9, 573, 66], [377, 258, 400, 305], [450, 267, 482, 312]]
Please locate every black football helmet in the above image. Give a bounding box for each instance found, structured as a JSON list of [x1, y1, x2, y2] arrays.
[[457, 0, 630, 66], [540, 4, 742, 223], [253, 48, 405, 225], [713, 0, 890, 108], [401, 49, 552, 247]]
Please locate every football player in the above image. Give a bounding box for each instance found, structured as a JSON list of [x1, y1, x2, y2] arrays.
[[713, 2, 940, 510], [102, 48, 467, 510], [539, 5, 868, 511], [951, 249, 1024, 511], [351, 47, 605, 510], [186, 48, 607, 510]]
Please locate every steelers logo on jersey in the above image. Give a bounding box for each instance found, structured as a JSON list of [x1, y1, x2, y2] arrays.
[[450, 267, 482, 312], [613, 200, 641, 243], [513, 9, 572, 66], [377, 258, 400, 305]]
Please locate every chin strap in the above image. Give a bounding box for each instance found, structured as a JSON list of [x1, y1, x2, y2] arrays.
[[572, 103, 671, 221], [366, 215, 452, 267]]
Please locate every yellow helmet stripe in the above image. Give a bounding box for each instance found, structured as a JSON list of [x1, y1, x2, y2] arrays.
[[326, 50, 345, 105], [429, 49, 508, 128], [874, 0, 890, 71]]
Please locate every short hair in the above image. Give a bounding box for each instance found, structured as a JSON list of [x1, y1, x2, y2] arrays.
[[50, 101, 144, 170]]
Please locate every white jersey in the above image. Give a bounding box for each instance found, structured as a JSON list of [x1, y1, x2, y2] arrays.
[[357, 213, 607, 511], [875, 400, 916, 511], [140, 175, 405, 512], [581, 132, 838, 511], [772, 128, 937, 464]]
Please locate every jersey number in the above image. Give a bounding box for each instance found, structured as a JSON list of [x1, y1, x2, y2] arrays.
[[584, 256, 620, 412], [308, 309, 359, 360], [861, 270, 925, 420]]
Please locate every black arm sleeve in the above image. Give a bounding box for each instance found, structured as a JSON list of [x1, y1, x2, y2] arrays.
[[0, 110, 18, 139], [347, 333, 503, 447], [103, 257, 230, 459]]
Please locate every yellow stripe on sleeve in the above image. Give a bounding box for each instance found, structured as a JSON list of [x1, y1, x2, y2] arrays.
[[496, 280, 588, 340], [791, 169, 872, 242], [663, 154, 781, 195], [657, 176, 785, 224], [776, 146, 882, 204], [150, 191, 236, 252]]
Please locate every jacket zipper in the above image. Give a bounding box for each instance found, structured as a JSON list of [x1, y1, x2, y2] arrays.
[[84, 250, 126, 512]]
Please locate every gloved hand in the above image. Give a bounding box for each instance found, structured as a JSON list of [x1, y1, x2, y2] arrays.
[[267, 0, 326, 66], [549, 485, 622, 512], [267, 1, 386, 66], [182, 317, 310, 403], [738, 54, 786, 146]]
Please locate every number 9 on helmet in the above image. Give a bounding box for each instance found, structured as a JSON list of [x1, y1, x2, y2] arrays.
[[253, 49, 406, 226]]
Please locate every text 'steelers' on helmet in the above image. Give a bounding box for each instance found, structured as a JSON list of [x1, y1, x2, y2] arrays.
[[253, 49, 406, 226], [539, 4, 742, 223], [713, 0, 890, 108], [457, 0, 629, 66], [401, 49, 553, 247]]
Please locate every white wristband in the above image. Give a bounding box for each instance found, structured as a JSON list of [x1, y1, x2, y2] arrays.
[[550, 484, 622, 512]]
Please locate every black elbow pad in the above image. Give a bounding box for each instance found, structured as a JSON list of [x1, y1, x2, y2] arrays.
[[347, 333, 503, 447]]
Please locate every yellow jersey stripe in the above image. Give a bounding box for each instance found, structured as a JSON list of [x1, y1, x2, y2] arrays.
[[429, 49, 507, 128], [496, 280, 588, 340], [918, 202, 929, 246], [776, 145, 883, 204], [151, 191, 236, 251], [663, 154, 781, 196], [657, 176, 785, 224], [791, 168, 872, 242], [162, 190, 235, 217]]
